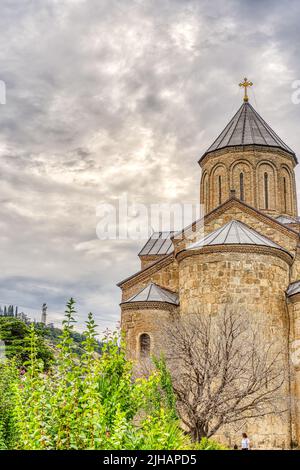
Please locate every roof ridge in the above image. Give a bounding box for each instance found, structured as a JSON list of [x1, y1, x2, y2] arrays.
[[250, 107, 268, 145], [226, 104, 245, 147], [238, 222, 262, 245], [207, 103, 244, 151], [146, 284, 152, 301], [241, 103, 247, 145], [233, 220, 241, 243], [208, 221, 231, 244], [248, 103, 294, 152]]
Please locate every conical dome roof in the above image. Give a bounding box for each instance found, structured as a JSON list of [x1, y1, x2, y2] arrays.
[[188, 220, 288, 253], [200, 102, 296, 162], [286, 281, 300, 297], [122, 282, 179, 305]]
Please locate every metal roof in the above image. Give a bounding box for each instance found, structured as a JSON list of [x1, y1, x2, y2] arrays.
[[286, 281, 300, 297], [200, 102, 296, 161], [187, 220, 287, 252], [276, 215, 298, 225], [139, 231, 175, 256], [122, 282, 179, 305]]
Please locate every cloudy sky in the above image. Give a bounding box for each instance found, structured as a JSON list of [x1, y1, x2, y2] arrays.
[[1, 0, 300, 333]]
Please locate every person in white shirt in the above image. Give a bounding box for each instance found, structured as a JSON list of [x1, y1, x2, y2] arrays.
[[241, 433, 250, 450]]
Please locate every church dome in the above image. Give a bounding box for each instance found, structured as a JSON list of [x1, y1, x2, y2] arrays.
[[199, 82, 298, 218], [200, 101, 296, 162], [121, 282, 179, 306], [187, 220, 290, 255]]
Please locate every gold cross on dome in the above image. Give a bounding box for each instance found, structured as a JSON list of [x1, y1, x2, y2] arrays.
[[239, 77, 253, 102]]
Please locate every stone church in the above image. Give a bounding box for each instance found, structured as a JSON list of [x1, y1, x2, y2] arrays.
[[118, 80, 300, 448]]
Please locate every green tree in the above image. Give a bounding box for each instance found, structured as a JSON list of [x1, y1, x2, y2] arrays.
[[0, 317, 53, 369]]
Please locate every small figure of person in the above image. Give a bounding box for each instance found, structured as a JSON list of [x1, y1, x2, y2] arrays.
[[241, 432, 250, 450]]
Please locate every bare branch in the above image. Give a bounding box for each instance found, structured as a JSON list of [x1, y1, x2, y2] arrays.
[[164, 309, 287, 441]]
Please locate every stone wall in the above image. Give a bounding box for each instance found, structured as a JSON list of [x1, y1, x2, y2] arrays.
[[120, 256, 179, 302], [200, 146, 298, 218], [121, 304, 178, 362], [177, 249, 291, 448], [287, 293, 300, 446]]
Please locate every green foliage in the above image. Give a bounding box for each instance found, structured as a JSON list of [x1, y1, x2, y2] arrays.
[[152, 355, 178, 420], [192, 437, 228, 450], [0, 299, 225, 450], [0, 361, 18, 449], [0, 317, 29, 357], [0, 317, 53, 369], [35, 322, 99, 354], [0, 300, 186, 449]]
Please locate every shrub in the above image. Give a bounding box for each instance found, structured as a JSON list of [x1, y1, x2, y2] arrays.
[[0, 299, 226, 450], [6, 300, 188, 449], [193, 437, 228, 450]]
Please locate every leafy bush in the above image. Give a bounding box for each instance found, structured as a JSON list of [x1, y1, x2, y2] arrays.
[[0, 299, 226, 450], [193, 437, 227, 450], [1, 300, 188, 449], [0, 361, 18, 449]]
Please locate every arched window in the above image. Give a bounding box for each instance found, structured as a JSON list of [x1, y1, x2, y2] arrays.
[[283, 177, 287, 213], [264, 172, 269, 209], [218, 175, 222, 206], [140, 333, 150, 358], [205, 180, 209, 213], [240, 172, 244, 202]]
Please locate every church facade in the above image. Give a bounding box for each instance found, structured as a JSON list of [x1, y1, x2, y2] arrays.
[[118, 82, 300, 449]]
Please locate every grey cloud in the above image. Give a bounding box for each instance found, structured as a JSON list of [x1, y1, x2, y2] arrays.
[[1, 0, 300, 333]]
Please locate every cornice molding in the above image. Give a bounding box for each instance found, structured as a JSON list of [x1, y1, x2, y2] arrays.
[[176, 244, 293, 266], [121, 301, 178, 312], [199, 145, 297, 167]]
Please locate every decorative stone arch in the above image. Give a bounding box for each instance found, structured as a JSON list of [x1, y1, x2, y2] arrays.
[[279, 164, 295, 216], [256, 161, 278, 212], [291, 166, 298, 216], [200, 170, 209, 213], [210, 163, 229, 210], [230, 159, 254, 206], [138, 332, 152, 358]]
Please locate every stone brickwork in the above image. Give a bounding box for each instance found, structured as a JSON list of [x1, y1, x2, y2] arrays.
[[177, 250, 289, 337], [287, 294, 300, 446], [121, 304, 178, 362], [120, 255, 178, 302], [177, 249, 291, 448], [139, 254, 165, 270], [200, 146, 298, 218]]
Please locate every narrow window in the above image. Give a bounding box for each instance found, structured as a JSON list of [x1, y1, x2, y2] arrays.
[[283, 177, 287, 213], [240, 172, 244, 202], [205, 180, 209, 212], [264, 172, 269, 209], [218, 175, 222, 206], [140, 333, 150, 358]]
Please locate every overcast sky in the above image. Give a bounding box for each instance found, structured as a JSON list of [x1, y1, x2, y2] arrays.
[[1, 0, 300, 333]]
